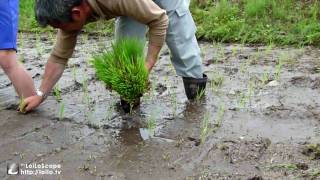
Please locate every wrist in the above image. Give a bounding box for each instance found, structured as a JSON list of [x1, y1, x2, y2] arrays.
[[36, 89, 47, 102]]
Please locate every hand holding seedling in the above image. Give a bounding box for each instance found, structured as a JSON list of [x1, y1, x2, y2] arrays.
[[21, 61, 65, 112], [19, 95, 43, 113], [18, 97, 27, 113]]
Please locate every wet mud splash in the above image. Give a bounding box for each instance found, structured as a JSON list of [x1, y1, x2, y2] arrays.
[[0, 33, 319, 179]]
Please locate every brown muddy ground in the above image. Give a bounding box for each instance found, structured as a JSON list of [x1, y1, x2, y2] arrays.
[[0, 33, 319, 180]]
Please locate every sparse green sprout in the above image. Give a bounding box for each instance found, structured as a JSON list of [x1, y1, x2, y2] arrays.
[[35, 34, 43, 56], [237, 79, 256, 109], [260, 70, 270, 86], [147, 110, 157, 136], [239, 61, 248, 74], [238, 92, 248, 109], [214, 102, 225, 127], [92, 38, 149, 105], [58, 102, 65, 121], [170, 87, 178, 116], [200, 112, 212, 144], [81, 78, 90, 105], [200, 103, 225, 144], [195, 88, 206, 102], [210, 72, 224, 93], [275, 53, 285, 80], [72, 66, 77, 81], [266, 163, 299, 171]]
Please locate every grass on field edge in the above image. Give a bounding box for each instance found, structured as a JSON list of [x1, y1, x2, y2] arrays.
[[19, 0, 320, 47]]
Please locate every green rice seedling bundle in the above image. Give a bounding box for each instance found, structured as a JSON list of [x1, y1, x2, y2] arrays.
[[92, 38, 148, 105]]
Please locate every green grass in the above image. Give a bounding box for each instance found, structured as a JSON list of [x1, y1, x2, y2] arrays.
[[191, 0, 320, 46], [20, 0, 320, 46], [92, 38, 149, 104]]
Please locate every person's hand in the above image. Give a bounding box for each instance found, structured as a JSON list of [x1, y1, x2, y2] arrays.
[[144, 62, 152, 73], [145, 60, 154, 73], [19, 95, 43, 113]]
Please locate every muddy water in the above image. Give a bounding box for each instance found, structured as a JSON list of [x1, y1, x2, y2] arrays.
[[0, 33, 319, 180]]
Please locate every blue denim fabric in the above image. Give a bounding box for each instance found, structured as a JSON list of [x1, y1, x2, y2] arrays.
[[0, 0, 19, 50]]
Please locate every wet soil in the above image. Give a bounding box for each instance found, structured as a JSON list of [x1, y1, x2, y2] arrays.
[[0, 33, 319, 179]]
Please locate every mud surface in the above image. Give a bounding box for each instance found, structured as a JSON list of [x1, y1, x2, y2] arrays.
[[0, 33, 319, 180]]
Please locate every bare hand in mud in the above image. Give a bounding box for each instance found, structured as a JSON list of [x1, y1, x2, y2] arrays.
[[19, 95, 43, 113]]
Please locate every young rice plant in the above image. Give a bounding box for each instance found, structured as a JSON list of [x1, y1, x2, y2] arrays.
[[92, 38, 149, 105]]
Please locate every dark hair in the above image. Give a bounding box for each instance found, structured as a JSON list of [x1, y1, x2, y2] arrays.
[[35, 0, 83, 27]]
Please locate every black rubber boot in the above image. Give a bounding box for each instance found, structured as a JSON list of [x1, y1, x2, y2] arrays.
[[120, 97, 141, 113], [182, 74, 208, 100]]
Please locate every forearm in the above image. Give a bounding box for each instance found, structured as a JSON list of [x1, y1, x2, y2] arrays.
[[22, 58, 66, 112], [0, 50, 36, 97], [39, 60, 65, 95], [145, 43, 162, 71]]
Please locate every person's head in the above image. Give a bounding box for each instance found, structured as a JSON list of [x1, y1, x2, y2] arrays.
[[35, 0, 92, 31]]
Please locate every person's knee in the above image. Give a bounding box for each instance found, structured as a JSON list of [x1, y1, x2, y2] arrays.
[[0, 50, 18, 74]]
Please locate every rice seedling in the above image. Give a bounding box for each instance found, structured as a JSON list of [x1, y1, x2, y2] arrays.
[[250, 50, 262, 65], [104, 98, 116, 121], [260, 70, 270, 87], [239, 60, 249, 74], [210, 72, 224, 94], [237, 79, 256, 109], [266, 163, 299, 171], [214, 102, 225, 128], [19, 97, 27, 114], [247, 79, 255, 97], [231, 46, 238, 57], [58, 102, 65, 121], [200, 112, 211, 144], [237, 92, 248, 109], [215, 49, 225, 64], [72, 65, 78, 82], [195, 88, 206, 102], [274, 53, 285, 80], [35, 34, 43, 57], [147, 111, 157, 136], [92, 38, 149, 107], [162, 152, 171, 161], [170, 87, 178, 116], [81, 78, 90, 105], [53, 85, 62, 102]]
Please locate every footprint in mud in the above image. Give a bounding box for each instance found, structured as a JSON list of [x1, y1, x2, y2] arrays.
[[223, 67, 239, 76], [218, 138, 271, 164], [248, 176, 263, 180], [289, 76, 320, 89], [155, 83, 167, 95]]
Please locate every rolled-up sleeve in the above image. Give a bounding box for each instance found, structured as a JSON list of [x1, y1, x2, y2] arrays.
[[49, 29, 79, 65], [108, 0, 169, 47]]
